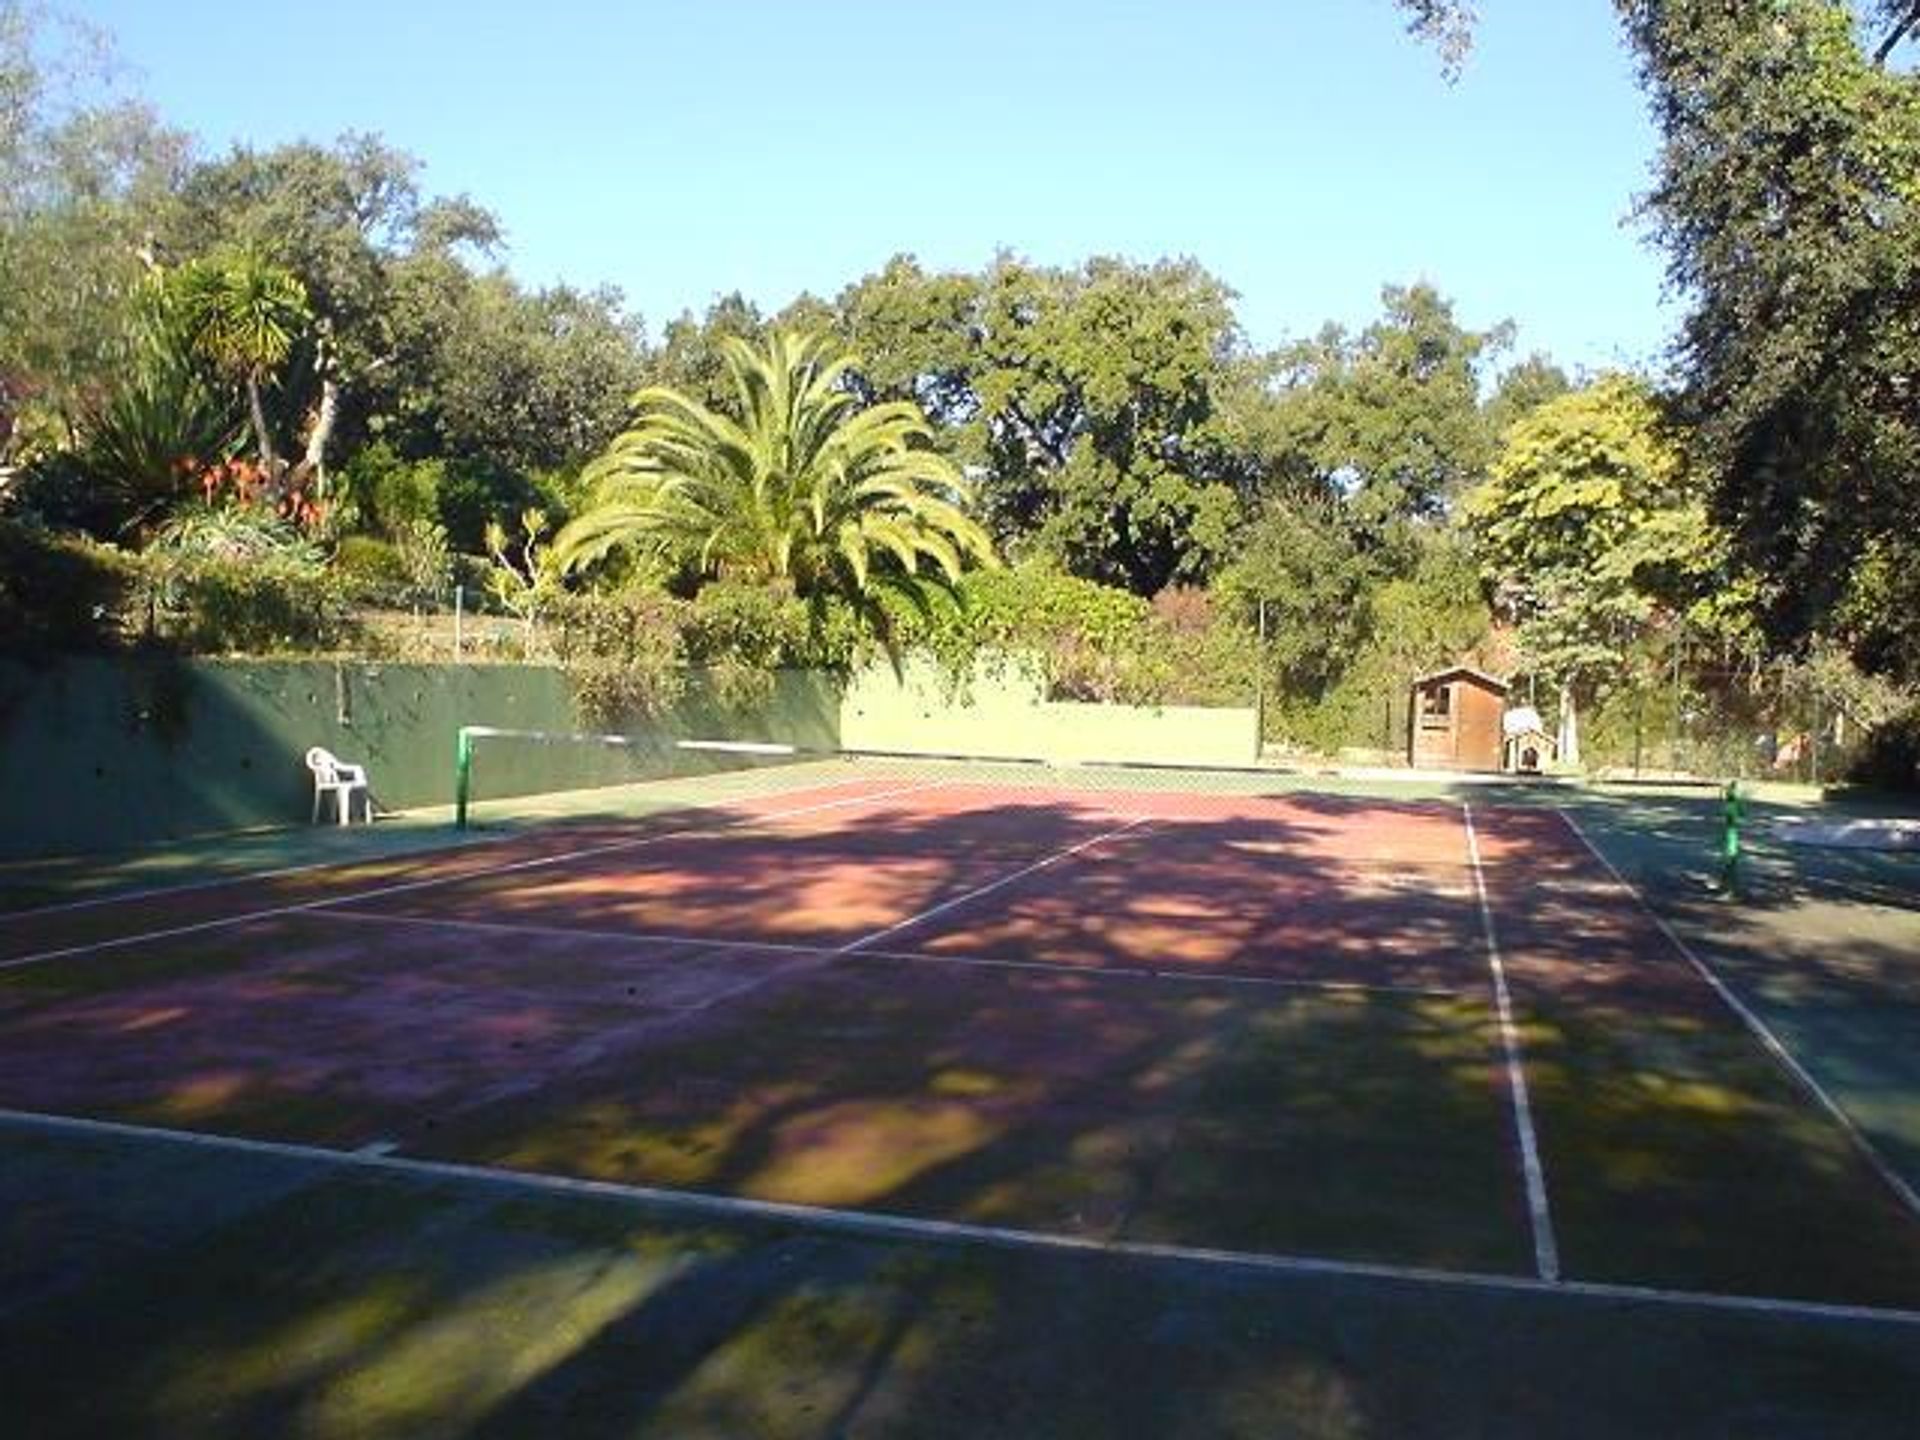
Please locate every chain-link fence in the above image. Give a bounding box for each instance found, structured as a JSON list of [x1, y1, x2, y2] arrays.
[[1575, 630, 1907, 785]]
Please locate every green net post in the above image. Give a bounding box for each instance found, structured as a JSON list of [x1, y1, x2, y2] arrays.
[[455, 726, 474, 829], [1719, 779, 1746, 896]]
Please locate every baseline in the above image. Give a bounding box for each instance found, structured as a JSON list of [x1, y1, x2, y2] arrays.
[[3, 1104, 1915, 1330]]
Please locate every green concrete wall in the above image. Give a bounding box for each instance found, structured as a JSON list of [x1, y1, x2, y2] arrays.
[[0, 659, 841, 860], [0, 650, 1255, 861], [841, 654, 1259, 767]]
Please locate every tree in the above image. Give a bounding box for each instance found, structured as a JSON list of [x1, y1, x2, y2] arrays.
[[165, 133, 500, 496], [1397, 3, 1920, 71], [1619, 0, 1920, 677], [1483, 353, 1573, 442], [978, 256, 1249, 592], [0, 2, 188, 461], [1215, 495, 1375, 700], [1392, 1, 1920, 678], [1269, 283, 1511, 549], [1464, 375, 1736, 742], [832, 254, 980, 424], [172, 245, 310, 475], [555, 331, 997, 615], [639, 293, 770, 413], [1396, 0, 1478, 77], [417, 276, 644, 474], [822, 253, 1256, 594]]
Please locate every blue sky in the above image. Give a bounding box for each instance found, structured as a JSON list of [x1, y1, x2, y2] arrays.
[[81, 1, 1671, 374]]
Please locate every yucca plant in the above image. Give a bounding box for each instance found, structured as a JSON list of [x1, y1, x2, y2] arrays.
[[78, 346, 243, 536], [555, 331, 997, 616]]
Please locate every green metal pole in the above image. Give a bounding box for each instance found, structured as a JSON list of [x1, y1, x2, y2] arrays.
[[455, 726, 473, 830], [1719, 778, 1746, 897], [1254, 600, 1267, 762]]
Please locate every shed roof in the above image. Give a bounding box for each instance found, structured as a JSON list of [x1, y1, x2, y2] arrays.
[[1410, 665, 1510, 695]]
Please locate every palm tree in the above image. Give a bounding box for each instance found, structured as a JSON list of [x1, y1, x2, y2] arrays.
[[173, 246, 310, 476], [555, 331, 996, 609]]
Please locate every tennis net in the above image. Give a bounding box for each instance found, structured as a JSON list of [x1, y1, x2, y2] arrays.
[[451, 726, 870, 828]]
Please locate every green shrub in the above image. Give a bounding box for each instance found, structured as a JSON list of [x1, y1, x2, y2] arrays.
[[332, 534, 412, 605], [151, 503, 322, 564], [0, 519, 137, 654], [339, 443, 444, 538], [136, 553, 356, 654], [436, 457, 540, 553], [683, 583, 808, 669], [7, 452, 125, 538], [879, 565, 1257, 707], [546, 588, 691, 725]]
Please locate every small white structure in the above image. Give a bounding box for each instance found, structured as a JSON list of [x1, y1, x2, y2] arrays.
[[1502, 705, 1556, 774], [306, 746, 372, 825]]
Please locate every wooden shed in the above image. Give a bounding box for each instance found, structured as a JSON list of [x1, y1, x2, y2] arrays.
[[1408, 666, 1509, 772]]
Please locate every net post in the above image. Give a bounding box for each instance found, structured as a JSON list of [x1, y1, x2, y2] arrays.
[[455, 725, 474, 829]]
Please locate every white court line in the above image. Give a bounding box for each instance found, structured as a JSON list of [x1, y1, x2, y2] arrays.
[[836, 815, 1155, 954], [0, 772, 884, 924], [0, 837, 502, 923], [0, 779, 947, 975], [4, 1104, 1916, 1329], [1463, 803, 1561, 1283], [1556, 808, 1920, 1222], [306, 907, 1466, 999]]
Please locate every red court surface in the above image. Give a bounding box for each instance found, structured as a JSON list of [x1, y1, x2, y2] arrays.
[[4, 771, 1920, 1312]]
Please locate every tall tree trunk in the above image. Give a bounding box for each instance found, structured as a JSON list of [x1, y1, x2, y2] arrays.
[[245, 373, 281, 472], [298, 374, 339, 497], [1557, 682, 1581, 768]]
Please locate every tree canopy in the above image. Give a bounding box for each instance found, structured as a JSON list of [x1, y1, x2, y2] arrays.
[[1395, 0, 1920, 681], [556, 331, 998, 614]]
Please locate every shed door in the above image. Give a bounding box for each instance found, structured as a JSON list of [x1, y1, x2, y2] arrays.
[[1414, 682, 1456, 764], [1456, 686, 1502, 770]]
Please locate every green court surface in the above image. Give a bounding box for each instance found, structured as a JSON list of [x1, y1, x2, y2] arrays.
[[6, 1121, 1919, 1440], [3, 757, 1920, 1436]]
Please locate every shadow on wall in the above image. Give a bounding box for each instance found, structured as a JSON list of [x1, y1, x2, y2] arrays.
[[0, 658, 844, 862]]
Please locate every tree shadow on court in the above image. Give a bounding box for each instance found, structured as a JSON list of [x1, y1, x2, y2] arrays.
[[1455, 799, 1920, 1307], [1485, 785, 1920, 1213], [11, 779, 1920, 1432], [8, 1122, 1920, 1439]]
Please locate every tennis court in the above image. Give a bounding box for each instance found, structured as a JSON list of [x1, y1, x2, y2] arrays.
[[5, 753, 1920, 1433]]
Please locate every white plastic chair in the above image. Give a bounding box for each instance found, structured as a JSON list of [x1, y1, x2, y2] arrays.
[[306, 746, 371, 826]]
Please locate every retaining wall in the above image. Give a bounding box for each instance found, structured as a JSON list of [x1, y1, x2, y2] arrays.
[[841, 655, 1259, 768], [0, 650, 1256, 860], [0, 659, 839, 860]]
